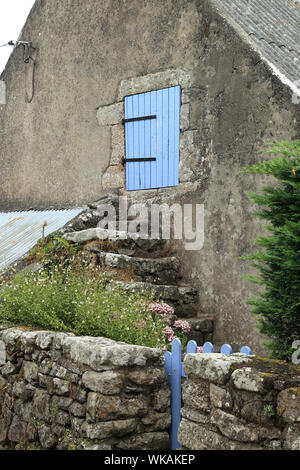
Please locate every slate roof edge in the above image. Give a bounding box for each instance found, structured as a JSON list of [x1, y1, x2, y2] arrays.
[[208, 0, 300, 97]]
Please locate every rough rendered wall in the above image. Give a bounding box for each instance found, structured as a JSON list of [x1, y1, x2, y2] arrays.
[[0, 326, 170, 450], [0, 0, 206, 210], [178, 353, 300, 450]]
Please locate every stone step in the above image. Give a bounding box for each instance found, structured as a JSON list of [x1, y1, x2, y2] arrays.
[[177, 315, 215, 346], [99, 252, 181, 285], [106, 280, 199, 316], [63, 228, 169, 258]]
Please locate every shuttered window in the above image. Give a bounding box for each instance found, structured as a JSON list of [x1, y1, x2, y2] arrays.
[[124, 86, 181, 190]]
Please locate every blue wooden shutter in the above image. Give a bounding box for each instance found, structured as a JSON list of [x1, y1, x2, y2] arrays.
[[124, 86, 181, 190]]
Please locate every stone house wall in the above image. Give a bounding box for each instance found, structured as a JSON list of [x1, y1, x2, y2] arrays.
[[0, 326, 170, 450], [178, 353, 300, 450]]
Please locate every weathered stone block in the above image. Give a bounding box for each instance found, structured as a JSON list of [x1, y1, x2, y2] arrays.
[[69, 401, 86, 418], [153, 387, 170, 412], [0, 375, 7, 392], [180, 103, 190, 131], [14, 399, 32, 422], [71, 385, 87, 403], [117, 69, 192, 100], [0, 419, 7, 443], [277, 388, 300, 423], [102, 165, 124, 189], [183, 353, 251, 385], [1, 328, 22, 345], [39, 374, 70, 396], [40, 359, 53, 375], [53, 410, 71, 427], [180, 407, 210, 424], [210, 409, 259, 443], [1, 361, 20, 378], [81, 335, 154, 376], [19, 331, 40, 347], [193, 317, 214, 333], [50, 364, 72, 380], [264, 440, 282, 450], [82, 370, 124, 394], [111, 124, 125, 165], [12, 381, 35, 401], [210, 383, 233, 410], [81, 442, 113, 450], [178, 418, 262, 450], [283, 424, 300, 450], [128, 367, 166, 386], [51, 395, 73, 411], [71, 417, 84, 434], [141, 412, 171, 431], [101, 252, 180, 284], [82, 418, 138, 440], [32, 389, 51, 422], [179, 130, 201, 183], [232, 367, 275, 393], [23, 361, 39, 385], [240, 398, 275, 426], [86, 392, 120, 422], [97, 102, 123, 126], [115, 431, 170, 450], [35, 332, 54, 350], [258, 425, 281, 441], [182, 379, 210, 412], [63, 228, 98, 244], [38, 424, 57, 449], [181, 89, 190, 104], [8, 415, 26, 443], [87, 392, 148, 421]]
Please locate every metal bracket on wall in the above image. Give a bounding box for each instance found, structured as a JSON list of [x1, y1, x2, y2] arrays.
[[122, 115, 156, 124], [0, 40, 37, 103], [11, 41, 36, 103], [122, 157, 156, 165]]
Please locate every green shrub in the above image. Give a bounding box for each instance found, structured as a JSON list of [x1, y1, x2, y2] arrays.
[[0, 265, 188, 350], [240, 140, 300, 361], [26, 232, 81, 272]]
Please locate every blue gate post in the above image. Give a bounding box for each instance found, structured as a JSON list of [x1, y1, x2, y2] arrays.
[[164, 339, 253, 450], [164, 339, 198, 450], [165, 338, 182, 450]]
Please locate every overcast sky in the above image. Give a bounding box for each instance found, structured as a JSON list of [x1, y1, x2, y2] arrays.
[[0, 0, 36, 73]]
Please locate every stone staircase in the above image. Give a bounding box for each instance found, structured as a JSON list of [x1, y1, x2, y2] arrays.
[[62, 196, 215, 345]]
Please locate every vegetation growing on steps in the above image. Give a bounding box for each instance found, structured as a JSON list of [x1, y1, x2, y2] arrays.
[[240, 140, 300, 362], [0, 232, 190, 350], [26, 232, 81, 271]]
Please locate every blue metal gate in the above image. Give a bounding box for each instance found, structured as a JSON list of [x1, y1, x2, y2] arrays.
[[124, 86, 181, 191]]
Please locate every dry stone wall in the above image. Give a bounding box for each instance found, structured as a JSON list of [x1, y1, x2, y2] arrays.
[[0, 326, 170, 450], [179, 353, 300, 450]]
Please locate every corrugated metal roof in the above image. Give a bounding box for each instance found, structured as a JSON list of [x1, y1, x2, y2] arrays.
[[212, 0, 300, 84], [0, 209, 83, 270]]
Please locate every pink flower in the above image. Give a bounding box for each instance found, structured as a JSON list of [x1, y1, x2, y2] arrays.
[[197, 346, 203, 353], [148, 302, 174, 316], [162, 326, 177, 343], [173, 320, 191, 333]]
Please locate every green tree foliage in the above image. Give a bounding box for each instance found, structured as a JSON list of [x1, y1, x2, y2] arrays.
[[240, 140, 300, 361]]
